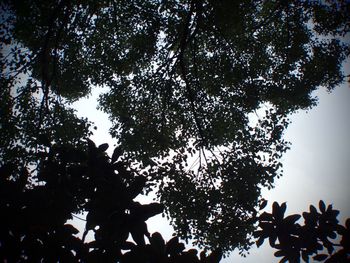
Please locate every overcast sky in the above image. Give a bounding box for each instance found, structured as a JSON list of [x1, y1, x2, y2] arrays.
[[72, 70, 350, 262]]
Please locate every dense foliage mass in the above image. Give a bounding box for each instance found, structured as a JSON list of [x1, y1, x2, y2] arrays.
[[1, 0, 349, 254], [0, 140, 222, 263], [0, 141, 348, 262]]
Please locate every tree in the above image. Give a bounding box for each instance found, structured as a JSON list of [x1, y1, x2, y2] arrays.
[[0, 2, 93, 173], [1, 0, 349, 254]]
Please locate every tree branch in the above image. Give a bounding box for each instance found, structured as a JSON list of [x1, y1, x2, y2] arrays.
[[176, 0, 207, 145]]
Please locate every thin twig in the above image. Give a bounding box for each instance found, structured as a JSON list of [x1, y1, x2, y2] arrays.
[[72, 214, 87, 221]]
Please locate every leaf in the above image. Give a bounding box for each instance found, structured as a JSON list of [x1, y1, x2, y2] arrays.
[[328, 231, 336, 239], [273, 202, 286, 221], [111, 146, 123, 163], [301, 250, 309, 262], [131, 203, 164, 221], [63, 224, 79, 235], [150, 232, 165, 252], [313, 254, 328, 261], [256, 237, 265, 247], [269, 234, 278, 247], [274, 250, 285, 257], [207, 249, 222, 263], [259, 199, 268, 210], [336, 224, 346, 235], [346, 218, 350, 229], [283, 214, 301, 225], [127, 176, 147, 199], [310, 205, 318, 214], [280, 202, 287, 217], [121, 241, 136, 250], [98, 143, 109, 152], [272, 202, 280, 218], [253, 230, 263, 238], [85, 211, 98, 231], [326, 204, 333, 212], [259, 212, 273, 222], [319, 200, 326, 213], [166, 236, 185, 256], [130, 221, 148, 246], [87, 139, 96, 150]]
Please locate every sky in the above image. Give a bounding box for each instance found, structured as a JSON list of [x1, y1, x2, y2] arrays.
[[72, 73, 350, 262]]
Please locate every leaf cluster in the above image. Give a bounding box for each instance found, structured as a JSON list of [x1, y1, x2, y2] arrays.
[[0, 140, 222, 262], [255, 201, 350, 263]]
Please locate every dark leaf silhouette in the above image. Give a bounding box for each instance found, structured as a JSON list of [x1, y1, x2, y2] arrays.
[[313, 254, 328, 261], [319, 200, 326, 213], [166, 236, 186, 257], [259, 199, 268, 210], [98, 143, 109, 152], [256, 201, 350, 263], [112, 146, 123, 163]]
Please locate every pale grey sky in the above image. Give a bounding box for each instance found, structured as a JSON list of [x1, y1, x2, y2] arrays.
[[72, 77, 350, 262]]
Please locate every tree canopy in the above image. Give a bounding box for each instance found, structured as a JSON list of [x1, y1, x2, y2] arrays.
[[1, 0, 349, 255]]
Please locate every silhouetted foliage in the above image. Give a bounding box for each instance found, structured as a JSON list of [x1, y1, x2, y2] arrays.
[[1, 0, 349, 254], [255, 201, 350, 263], [1, 141, 349, 262], [0, 140, 222, 263]]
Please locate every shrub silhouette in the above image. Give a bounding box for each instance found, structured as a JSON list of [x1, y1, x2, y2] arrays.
[[0, 140, 221, 262], [256, 201, 350, 262], [1, 139, 349, 262]]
